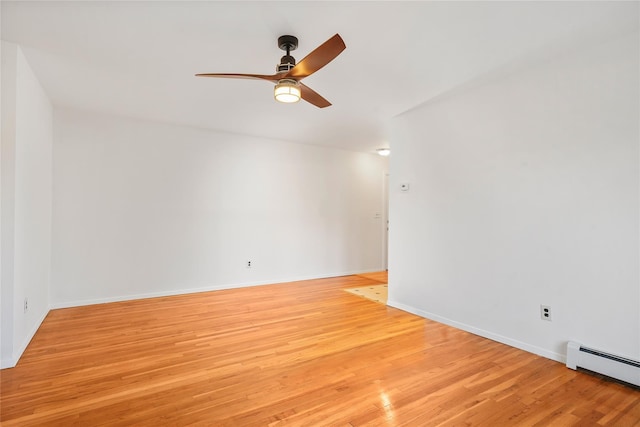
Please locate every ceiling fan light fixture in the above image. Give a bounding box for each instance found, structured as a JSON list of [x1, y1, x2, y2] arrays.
[[274, 79, 301, 103], [377, 148, 391, 156], [196, 34, 345, 108]]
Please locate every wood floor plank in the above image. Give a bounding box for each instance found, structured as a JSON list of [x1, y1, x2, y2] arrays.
[[1, 273, 638, 426]]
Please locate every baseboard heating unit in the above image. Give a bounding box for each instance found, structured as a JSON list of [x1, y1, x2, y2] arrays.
[[566, 341, 640, 387]]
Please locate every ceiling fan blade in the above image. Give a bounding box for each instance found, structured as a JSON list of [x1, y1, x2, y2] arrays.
[[284, 34, 346, 80], [195, 72, 282, 82], [300, 83, 331, 108]]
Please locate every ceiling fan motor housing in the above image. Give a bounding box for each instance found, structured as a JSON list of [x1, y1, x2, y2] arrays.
[[277, 56, 296, 72]]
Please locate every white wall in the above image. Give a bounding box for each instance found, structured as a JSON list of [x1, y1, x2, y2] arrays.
[[52, 109, 387, 307], [1, 42, 53, 368], [388, 31, 639, 362], [0, 41, 17, 369]]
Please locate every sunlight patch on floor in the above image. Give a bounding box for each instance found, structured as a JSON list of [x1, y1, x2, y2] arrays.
[[344, 284, 388, 304]]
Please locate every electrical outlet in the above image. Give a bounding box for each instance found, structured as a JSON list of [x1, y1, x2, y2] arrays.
[[24, 298, 28, 313], [246, 260, 252, 269], [540, 305, 552, 321]]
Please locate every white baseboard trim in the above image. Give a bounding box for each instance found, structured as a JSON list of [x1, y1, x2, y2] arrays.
[[51, 269, 381, 310], [1, 307, 50, 369], [387, 299, 565, 364]]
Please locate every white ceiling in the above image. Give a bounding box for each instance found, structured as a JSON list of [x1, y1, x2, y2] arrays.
[[2, 1, 637, 153]]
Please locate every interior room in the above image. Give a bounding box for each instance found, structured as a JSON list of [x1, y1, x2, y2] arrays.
[[1, 1, 638, 425]]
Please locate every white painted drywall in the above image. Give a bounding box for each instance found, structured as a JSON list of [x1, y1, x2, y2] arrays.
[[388, 31, 639, 362], [1, 41, 18, 368], [1, 42, 53, 368], [51, 109, 387, 307]]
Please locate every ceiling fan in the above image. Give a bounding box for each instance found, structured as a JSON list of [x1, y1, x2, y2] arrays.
[[196, 34, 346, 108]]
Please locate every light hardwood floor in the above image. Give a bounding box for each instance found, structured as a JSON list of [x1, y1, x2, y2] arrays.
[[1, 273, 638, 426]]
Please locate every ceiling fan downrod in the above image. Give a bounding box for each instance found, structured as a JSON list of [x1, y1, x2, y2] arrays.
[[277, 35, 298, 73]]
